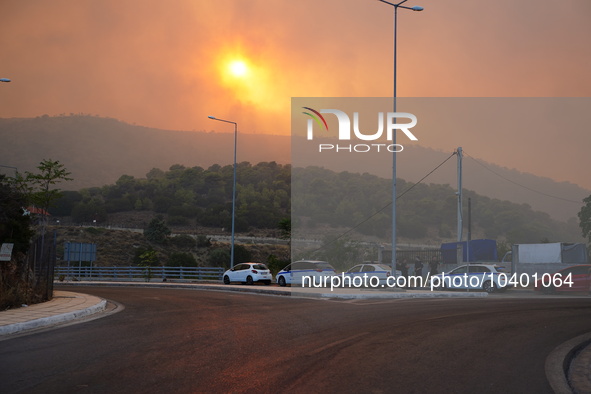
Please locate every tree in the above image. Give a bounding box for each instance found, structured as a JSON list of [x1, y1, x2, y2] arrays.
[[0, 175, 34, 254], [26, 159, 72, 217], [234, 244, 252, 263], [139, 249, 159, 267], [144, 216, 171, 244], [50, 190, 83, 216], [138, 249, 159, 282], [578, 195, 591, 244], [71, 199, 107, 223], [312, 237, 361, 272], [208, 245, 252, 268], [278, 218, 291, 240]]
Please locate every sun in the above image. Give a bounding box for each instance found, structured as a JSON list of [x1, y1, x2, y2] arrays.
[[215, 53, 286, 112], [228, 60, 249, 78]]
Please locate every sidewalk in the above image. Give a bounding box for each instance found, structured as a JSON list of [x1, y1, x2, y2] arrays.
[[0, 290, 106, 337]]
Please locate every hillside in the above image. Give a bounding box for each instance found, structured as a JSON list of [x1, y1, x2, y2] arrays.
[[1, 114, 588, 221], [49, 163, 584, 249], [51, 225, 289, 269], [291, 166, 584, 246], [0, 115, 290, 189]]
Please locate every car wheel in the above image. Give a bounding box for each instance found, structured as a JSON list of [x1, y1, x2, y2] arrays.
[[223, 275, 230, 285], [278, 276, 286, 287], [482, 280, 495, 293], [246, 275, 254, 285]]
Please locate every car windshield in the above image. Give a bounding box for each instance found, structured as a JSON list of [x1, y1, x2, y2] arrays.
[[377, 264, 392, 271], [315, 262, 335, 270], [252, 264, 268, 270], [291, 261, 335, 270], [450, 266, 468, 274]]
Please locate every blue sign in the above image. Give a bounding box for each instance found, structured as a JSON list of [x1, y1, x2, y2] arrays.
[[64, 242, 97, 262]]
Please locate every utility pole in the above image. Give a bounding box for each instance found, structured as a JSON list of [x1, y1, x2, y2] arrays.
[[456, 147, 463, 242], [467, 197, 472, 242]]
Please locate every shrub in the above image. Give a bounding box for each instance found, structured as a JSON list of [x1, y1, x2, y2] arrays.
[[167, 252, 197, 267], [170, 234, 197, 249], [208, 248, 230, 267], [196, 235, 212, 248], [266, 254, 289, 275], [85, 227, 105, 235]]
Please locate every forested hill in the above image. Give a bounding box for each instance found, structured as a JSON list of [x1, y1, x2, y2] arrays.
[[292, 167, 583, 245], [1, 114, 588, 221], [51, 163, 584, 245]]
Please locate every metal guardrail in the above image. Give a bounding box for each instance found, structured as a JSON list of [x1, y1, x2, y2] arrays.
[[55, 266, 224, 281]]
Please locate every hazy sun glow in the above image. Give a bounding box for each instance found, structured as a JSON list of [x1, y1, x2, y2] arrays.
[[228, 60, 248, 78], [216, 52, 287, 112]]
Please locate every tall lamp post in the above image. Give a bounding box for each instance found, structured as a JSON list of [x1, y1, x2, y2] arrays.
[[208, 116, 238, 269], [376, 0, 423, 276]]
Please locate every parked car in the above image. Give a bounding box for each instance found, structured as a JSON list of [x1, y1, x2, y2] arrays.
[[343, 263, 401, 285], [223, 262, 272, 285], [430, 264, 511, 293], [276, 260, 336, 287], [534, 264, 591, 294]]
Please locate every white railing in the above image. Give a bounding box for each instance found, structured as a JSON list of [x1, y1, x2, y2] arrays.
[[55, 266, 224, 281]]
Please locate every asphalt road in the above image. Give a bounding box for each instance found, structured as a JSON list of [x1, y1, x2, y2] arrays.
[[1, 286, 590, 393]]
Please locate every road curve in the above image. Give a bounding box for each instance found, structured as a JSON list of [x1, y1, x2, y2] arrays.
[[0, 286, 589, 393]]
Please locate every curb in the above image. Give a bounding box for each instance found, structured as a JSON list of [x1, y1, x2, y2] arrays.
[[0, 298, 107, 336], [568, 337, 591, 394], [57, 281, 489, 299], [58, 281, 294, 297], [545, 332, 591, 394], [290, 290, 489, 299]]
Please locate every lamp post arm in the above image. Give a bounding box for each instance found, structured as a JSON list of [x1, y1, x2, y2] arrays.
[[377, 0, 407, 7], [208, 116, 236, 127], [377, 0, 422, 11]]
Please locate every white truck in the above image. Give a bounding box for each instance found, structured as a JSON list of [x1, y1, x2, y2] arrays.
[[509, 242, 588, 277]]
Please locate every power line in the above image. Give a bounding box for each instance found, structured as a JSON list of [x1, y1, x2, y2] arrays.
[[463, 151, 582, 204], [307, 151, 457, 256]]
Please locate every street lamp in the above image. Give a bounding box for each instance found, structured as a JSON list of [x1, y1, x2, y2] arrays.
[[208, 115, 238, 269], [376, 0, 423, 276]]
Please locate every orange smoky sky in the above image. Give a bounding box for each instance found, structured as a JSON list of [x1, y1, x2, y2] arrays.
[[1, 0, 590, 187]]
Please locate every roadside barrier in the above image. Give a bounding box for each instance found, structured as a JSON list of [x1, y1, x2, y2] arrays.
[[55, 266, 224, 281]]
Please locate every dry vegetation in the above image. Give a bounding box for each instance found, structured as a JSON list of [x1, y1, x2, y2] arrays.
[[52, 225, 289, 268]]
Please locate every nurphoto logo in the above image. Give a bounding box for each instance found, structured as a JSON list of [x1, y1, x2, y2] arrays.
[[302, 107, 418, 153]]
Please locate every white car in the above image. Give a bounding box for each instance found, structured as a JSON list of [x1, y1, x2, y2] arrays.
[[430, 264, 511, 293], [344, 263, 401, 285], [222, 262, 272, 285], [276, 260, 336, 287]]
